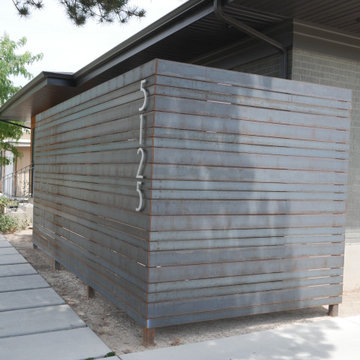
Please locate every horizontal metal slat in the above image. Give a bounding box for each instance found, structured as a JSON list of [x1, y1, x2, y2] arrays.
[[150, 213, 346, 232], [150, 234, 344, 251], [147, 296, 342, 328], [148, 284, 343, 317], [149, 255, 344, 282], [154, 105, 349, 144], [156, 59, 352, 101]]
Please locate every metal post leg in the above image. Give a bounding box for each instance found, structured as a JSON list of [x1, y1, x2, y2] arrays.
[[53, 260, 62, 271], [328, 304, 339, 317], [87, 285, 95, 299], [142, 328, 155, 347]]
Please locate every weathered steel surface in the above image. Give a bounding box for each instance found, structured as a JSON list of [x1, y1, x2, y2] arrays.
[[147, 60, 350, 327], [33, 60, 157, 327], [33, 59, 350, 329]]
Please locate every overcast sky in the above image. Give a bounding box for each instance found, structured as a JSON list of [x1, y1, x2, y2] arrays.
[[0, 0, 187, 86]]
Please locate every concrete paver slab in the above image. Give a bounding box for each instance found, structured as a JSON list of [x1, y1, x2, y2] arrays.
[[0, 274, 49, 293], [121, 316, 360, 360], [0, 236, 116, 360], [0, 253, 27, 265], [0, 263, 36, 277], [0, 288, 64, 312], [0, 275, 50, 293], [0, 240, 11, 248], [0, 327, 112, 360], [0, 304, 85, 338], [0, 247, 18, 255]]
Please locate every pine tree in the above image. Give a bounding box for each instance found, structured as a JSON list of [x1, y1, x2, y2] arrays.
[[11, 0, 146, 26]]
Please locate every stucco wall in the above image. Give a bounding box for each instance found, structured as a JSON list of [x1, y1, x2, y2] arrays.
[[16, 146, 31, 172]]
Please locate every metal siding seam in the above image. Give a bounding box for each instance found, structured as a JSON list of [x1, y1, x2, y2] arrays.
[[146, 58, 158, 328]]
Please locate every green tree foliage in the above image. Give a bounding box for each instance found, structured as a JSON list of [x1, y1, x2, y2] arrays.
[[0, 33, 43, 106], [12, 0, 146, 26], [0, 33, 43, 165]]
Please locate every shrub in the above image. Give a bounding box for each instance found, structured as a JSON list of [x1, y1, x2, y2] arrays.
[[0, 214, 25, 233], [0, 195, 9, 214]]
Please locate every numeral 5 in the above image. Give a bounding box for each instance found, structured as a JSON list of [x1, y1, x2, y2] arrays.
[[136, 181, 144, 212]]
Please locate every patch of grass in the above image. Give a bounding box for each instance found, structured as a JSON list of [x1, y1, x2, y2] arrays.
[[105, 352, 116, 357], [8, 200, 19, 208]]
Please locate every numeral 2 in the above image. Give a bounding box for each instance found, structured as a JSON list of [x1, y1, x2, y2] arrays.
[[136, 148, 145, 179]]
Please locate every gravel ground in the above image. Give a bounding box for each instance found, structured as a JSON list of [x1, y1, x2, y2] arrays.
[[5, 229, 360, 356]]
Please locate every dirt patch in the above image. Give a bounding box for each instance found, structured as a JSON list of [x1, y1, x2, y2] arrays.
[[5, 229, 360, 356]]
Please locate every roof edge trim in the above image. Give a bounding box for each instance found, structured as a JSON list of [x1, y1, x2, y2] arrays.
[[0, 72, 75, 119]]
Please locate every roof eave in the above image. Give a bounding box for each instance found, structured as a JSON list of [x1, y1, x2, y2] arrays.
[[74, 0, 213, 86], [0, 72, 75, 124]]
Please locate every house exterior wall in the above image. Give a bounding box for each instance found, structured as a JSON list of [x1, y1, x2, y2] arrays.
[[0, 133, 31, 197], [16, 146, 31, 172], [291, 46, 360, 291], [14, 146, 31, 197], [226, 23, 360, 291], [232, 53, 284, 78]]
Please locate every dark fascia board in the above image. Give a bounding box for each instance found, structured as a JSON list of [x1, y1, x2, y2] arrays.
[[74, 0, 213, 86], [0, 71, 75, 123], [0, 0, 215, 123]]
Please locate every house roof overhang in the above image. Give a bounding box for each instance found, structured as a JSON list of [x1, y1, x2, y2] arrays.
[[1, 0, 360, 124]]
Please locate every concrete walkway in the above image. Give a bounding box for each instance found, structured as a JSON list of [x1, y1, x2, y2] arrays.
[[3, 231, 360, 360], [121, 316, 360, 360], [0, 234, 120, 360]]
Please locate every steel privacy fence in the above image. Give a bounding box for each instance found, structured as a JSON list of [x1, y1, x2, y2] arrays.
[[33, 59, 351, 329]]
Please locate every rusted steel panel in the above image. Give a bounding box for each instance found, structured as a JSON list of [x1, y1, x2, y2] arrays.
[[148, 243, 344, 267], [150, 226, 345, 241], [146, 59, 350, 328], [153, 127, 350, 151], [148, 284, 343, 318], [147, 297, 343, 328], [33, 58, 350, 330], [154, 74, 351, 112], [150, 234, 344, 251], [148, 275, 344, 302], [34, 59, 157, 327], [148, 268, 343, 293], [155, 59, 352, 100], [148, 256, 344, 283], [152, 164, 348, 184], [153, 107, 349, 143]]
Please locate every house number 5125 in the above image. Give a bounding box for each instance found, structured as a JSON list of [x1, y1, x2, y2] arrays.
[[136, 79, 147, 212]]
